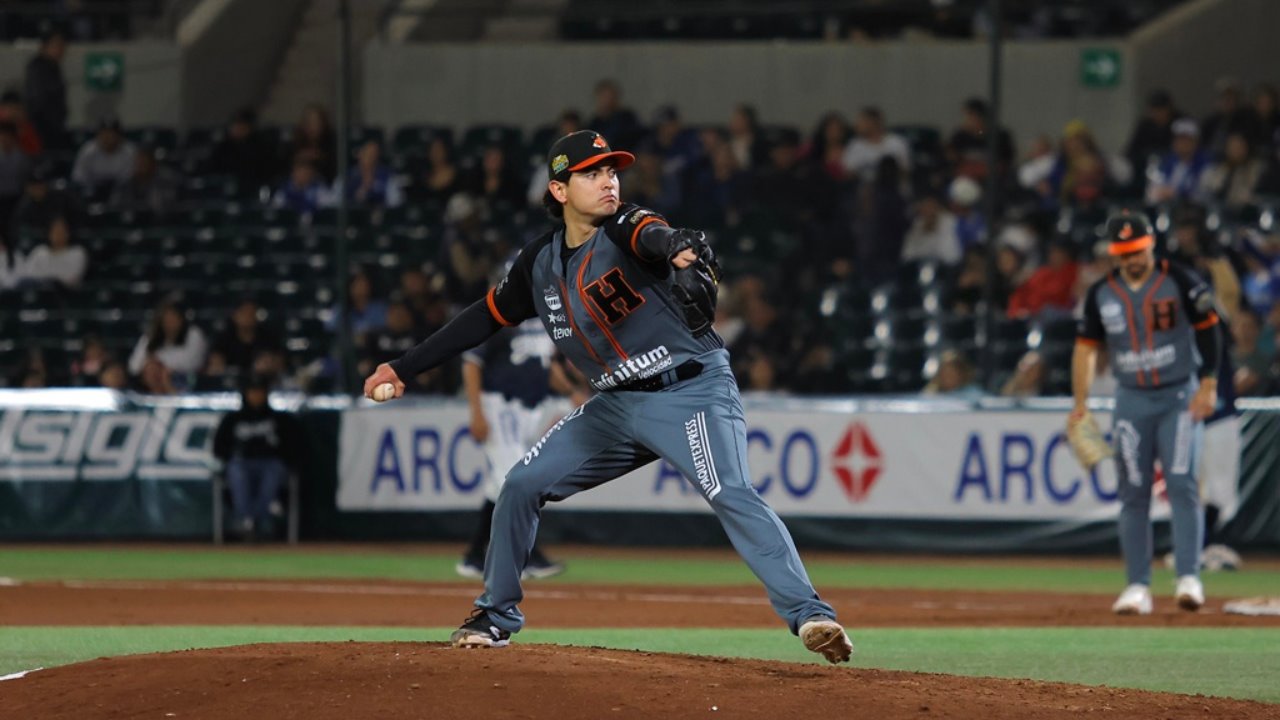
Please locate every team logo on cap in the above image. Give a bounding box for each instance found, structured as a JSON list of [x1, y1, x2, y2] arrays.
[[1118, 223, 1133, 240], [552, 154, 569, 174], [592, 135, 608, 149]]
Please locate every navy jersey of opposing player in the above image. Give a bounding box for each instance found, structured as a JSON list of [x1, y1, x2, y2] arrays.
[[485, 213, 723, 391], [462, 321, 554, 408]]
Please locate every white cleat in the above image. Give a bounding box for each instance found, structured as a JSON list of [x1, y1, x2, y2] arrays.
[[1112, 584, 1153, 615], [799, 616, 853, 664], [1176, 575, 1205, 612]]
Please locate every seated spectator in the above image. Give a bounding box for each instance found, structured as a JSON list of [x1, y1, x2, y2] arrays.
[[1007, 239, 1079, 318], [206, 299, 285, 379], [440, 194, 504, 304], [10, 162, 80, 246], [1231, 309, 1273, 396], [627, 147, 680, 216], [0, 238, 17, 290], [649, 105, 704, 184], [359, 301, 419, 377], [71, 115, 136, 199], [727, 103, 768, 171], [397, 267, 448, 332], [209, 107, 275, 191], [1198, 132, 1265, 209], [285, 103, 336, 181], [730, 293, 792, 390], [588, 78, 641, 151], [1018, 133, 1057, 198], [17, 217, 86, 289], [343, 139, 402, 208], [947, 97, 1015, 180], [98, 360, 128, 390], [0, 91, 44, 156], [1201, 78, 1255, 160], [923, 350, 982, 398], [328, 269, 389, 346], [1239, 232, 1280, 317], [110, 146, 180, 214], [992, 240, 1032, 312], [70, 334, 112, 384], [1049, 120, 1108, 209], [949, 176, 986, 250], [525, 109, 582, 207], [0, 121, 30, 226], [802, 111, 851, 182], [1000, 351, 1046, 398], [212, 375, 303, 540], [842, 106, 910, 183], [1170, 206, 1241, 318], [414, 135, 463, 206], [685, 136, 747, 229], [1125, 90, 1178, 178], [949, 246, 988, 315], [272, 157, 334, 215], [1250, 83, 1280, 152], [852, 156, 909, 285], [467, 144, 524, 209], [901, 190, 961, 265], [128, 301, 209, 390], [1145, 119, 1208, 205]]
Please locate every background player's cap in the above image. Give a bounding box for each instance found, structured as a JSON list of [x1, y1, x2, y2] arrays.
[[547, 130, 634, 182], [1104, 211, 1156, 256]]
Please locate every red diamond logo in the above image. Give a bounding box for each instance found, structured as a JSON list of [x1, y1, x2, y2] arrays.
[[832, 423, 882, 503]]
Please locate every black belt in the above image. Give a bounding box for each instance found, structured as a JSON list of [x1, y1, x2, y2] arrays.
[[616, 360, 703, 392]]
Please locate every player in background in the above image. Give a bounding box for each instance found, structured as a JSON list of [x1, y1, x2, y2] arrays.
[[456, 313, 577, 581], [1072, 211, 1222, 615]]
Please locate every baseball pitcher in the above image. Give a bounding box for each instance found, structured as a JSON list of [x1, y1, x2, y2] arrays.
[[363, 130, 852, 663]]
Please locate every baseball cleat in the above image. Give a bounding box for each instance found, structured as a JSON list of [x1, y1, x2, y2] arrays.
[[799, 616, 853, 664], [521, 559, 566, 580], [1175, 575, 1205, 612], [1112, 584, 1153, 615], [454, 559, 484, 579], [450, 608, 511, 649]]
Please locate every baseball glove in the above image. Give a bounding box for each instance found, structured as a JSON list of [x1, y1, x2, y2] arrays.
[[1067, 411, 1114, 470], [669, 229, 721, 338]]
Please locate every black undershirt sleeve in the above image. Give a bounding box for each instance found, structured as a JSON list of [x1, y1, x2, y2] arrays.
[[388, 300, 503, 380], [1195, 323, 1221, 379]]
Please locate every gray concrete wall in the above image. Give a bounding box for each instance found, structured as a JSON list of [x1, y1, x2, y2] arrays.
[[1131, 0, 1280, 118], [180, 0, 309, 128], [0, 42, 182, 128], [362, 39, 1136, 153]]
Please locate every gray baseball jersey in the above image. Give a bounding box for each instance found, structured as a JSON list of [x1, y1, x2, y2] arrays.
[[485, 222, 723, 391], [1077, 259, 1220, 389]]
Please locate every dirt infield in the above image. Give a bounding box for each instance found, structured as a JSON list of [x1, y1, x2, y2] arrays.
[[4, 642, 1277, 720], [2, 578, 1277, 628], [3, 578, 1279, 719]]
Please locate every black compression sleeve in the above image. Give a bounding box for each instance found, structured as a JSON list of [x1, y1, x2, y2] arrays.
[[1195, 322, 1221, 379], [388, 299, 503, 380]]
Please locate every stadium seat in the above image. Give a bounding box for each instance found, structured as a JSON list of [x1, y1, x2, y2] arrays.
[[391, 125, 454, 156], [460, 124, 523, 159]]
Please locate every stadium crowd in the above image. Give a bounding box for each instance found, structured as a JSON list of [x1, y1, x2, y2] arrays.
[[1, 30, 1279, 399]]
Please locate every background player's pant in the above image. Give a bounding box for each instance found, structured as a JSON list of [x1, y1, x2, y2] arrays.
[[1199, 414, 1242, 529], [480, 393, 571, 503], [476, 351, 836, 635], [1112, 379, 1204, 585]]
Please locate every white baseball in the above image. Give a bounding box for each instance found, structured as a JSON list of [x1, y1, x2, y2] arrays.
[[372, 382, 397, 402]]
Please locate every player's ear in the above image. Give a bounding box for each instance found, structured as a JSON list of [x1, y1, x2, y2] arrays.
[[549, 179, 568, 204]]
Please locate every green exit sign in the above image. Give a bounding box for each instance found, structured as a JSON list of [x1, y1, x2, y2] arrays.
[[1080, 48, 1121, 89], [85, 52, 124, 92]]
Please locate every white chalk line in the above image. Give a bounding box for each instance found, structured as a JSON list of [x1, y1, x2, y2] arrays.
[[0, 668, 42, 682]]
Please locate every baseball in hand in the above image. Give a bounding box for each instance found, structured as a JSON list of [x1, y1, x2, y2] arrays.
[[371, 382, 397, 402]]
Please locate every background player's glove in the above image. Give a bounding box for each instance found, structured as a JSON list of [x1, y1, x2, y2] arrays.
[[670, 230, 721, 338], [1067, 411, 1113, 471]]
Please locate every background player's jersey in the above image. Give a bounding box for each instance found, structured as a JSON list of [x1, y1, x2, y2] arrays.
[[484, 215, 723, 392], [462, 319, 555, 408], [1077, 259, 1219, 389]]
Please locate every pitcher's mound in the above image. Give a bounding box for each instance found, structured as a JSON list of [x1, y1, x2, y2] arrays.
[[2, 642, 1272, 720]]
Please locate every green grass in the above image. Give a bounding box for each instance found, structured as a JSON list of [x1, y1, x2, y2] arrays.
[[3, 626, 1277, 703], [3, 547, 1279, 596]]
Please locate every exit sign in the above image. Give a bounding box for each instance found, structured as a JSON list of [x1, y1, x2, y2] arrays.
[[1080, 48, 1121, 89]]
